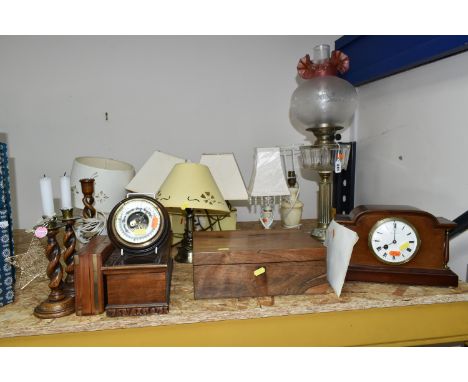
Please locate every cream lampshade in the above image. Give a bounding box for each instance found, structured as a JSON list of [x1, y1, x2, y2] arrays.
[[248, 147, 290, 229], [199, 153, 248, 231], [70, 156, 135, 214], [157, 163, 229, 213], [157, 163, 229, 263], [126, 150, 185, 193], [199, 153, 248, 201]]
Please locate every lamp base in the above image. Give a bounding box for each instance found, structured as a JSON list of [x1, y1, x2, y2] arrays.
[[311, 227, 327, 242], [175, 245, 193, 264], [175, 208, 194, 263]]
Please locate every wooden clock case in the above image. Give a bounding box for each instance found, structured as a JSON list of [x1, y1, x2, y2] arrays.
[[335, 205, 458, 287]]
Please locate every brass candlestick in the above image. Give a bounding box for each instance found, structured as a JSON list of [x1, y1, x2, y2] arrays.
[[34, 217, 75, 319], [80, 178, 96, 218], [61, 208, 80, 298]]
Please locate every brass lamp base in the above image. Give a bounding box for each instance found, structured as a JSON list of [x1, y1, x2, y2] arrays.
[[311, 227, 327, 242]]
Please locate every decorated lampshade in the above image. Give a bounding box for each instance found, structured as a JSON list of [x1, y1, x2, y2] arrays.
[[126, 150, 185, 194], [290, 44, 358, 129], [70, 157, 135, 213], [248, 147, 290, 201], [199, 153, 248, 201], [157, 163, 229, 214]]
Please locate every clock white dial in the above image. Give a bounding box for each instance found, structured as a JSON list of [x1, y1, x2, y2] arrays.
[[368, 218, 420, 265]]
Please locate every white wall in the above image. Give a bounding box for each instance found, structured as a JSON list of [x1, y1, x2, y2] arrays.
[[355, 51, 468, 281], [0, 35, 339, 229]]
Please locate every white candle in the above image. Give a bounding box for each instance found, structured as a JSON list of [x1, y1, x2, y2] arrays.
[[40, 175, 55, 217], [60, 173, 72, 209]]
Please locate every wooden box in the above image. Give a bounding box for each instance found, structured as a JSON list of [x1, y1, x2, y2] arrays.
[[101, 242, 173, 317], [193, 229, 326, 299], [75, 235, 173, 316], [75, 236, 114, 315]]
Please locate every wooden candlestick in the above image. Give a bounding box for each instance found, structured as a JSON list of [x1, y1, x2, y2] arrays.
[[34, 222, 75, 319], [80, 178, 96, 218], [61, 208, 79, 298]]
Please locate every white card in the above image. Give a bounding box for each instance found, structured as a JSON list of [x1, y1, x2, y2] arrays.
[[324, 220, 359, 297]]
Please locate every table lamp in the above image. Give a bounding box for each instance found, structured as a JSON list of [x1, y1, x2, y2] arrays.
[[199, 153, 248, 230], [157, 163, 229, 263], [290, 44, 358, 241], [248, 147, 290, 229]]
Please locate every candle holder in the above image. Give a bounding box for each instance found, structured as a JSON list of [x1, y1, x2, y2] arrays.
[[33, 217, 75, 319], [79, 178, 96, 218], [60, 208, 80, 298]]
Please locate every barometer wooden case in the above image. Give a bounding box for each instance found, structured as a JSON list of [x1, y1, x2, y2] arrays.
[[335, 205, 458, 287], [75, 195, 173, 316]]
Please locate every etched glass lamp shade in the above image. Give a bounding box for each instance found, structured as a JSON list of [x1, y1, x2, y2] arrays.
[[290, 44, 358, 130], [291, 76, 358, 128]]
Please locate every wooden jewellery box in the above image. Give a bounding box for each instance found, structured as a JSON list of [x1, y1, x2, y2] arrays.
[[193, 229, 327, 299], [75, 235, 173, 316]]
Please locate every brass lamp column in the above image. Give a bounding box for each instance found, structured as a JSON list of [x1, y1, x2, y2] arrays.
[[307, 124, 343, 241]]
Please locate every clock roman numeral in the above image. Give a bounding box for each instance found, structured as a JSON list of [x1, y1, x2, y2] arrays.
[[377, 246, 382, 251], [383, 253, 387, 258], [406, 248, 412, 252], [374, 239, 380, 242], [409, 241, 415, 243], [407, 232, 411, 236]]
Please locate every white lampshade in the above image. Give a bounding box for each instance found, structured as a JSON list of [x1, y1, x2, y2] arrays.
[[248, 147, 290, 198], [157, 163, 229, 214], [199, 153, 248, 201], [126, 150, 185, 193], [71, 157, 135, 213]]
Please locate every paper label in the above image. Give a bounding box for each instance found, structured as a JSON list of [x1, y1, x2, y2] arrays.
[[254, 267, 266, 276], [34, 226, 48, 238], [335, 158, 342, 173]]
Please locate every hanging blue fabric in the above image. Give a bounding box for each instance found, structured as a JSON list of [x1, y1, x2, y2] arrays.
[[0, 142, 15, 307]]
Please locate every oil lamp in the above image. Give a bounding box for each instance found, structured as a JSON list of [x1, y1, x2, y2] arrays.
[[290, 44, 358, 241]]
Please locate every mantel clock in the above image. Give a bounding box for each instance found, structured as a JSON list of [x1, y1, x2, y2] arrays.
[[335, 205, 458, 287]]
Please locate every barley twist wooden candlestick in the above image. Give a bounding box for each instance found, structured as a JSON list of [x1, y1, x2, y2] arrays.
[[34, 219, 75, 319], [80, 178, 96, 218], [61, 208, 80, 298]]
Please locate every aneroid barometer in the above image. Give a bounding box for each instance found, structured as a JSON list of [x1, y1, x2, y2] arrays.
[[336, 205, 458, 287], [107, 194, 171, 263]]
